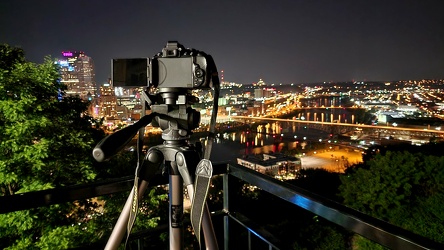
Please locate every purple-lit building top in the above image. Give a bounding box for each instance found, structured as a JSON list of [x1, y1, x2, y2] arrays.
[[56, 51, 96, 100], [61, 51, 84, 58]]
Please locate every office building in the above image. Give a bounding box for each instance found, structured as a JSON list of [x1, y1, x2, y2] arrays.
[[237, 153, 301, 176], [56, 51, 96, 100], [99, 83, 118, 121]]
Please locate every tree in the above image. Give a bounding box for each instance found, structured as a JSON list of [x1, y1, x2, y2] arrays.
[[0, 45, 170, 249], [289, 168, 342, 201], [0, 44, 103, 194], [0, 44, 106, 248], [339, 150, 444, 247]]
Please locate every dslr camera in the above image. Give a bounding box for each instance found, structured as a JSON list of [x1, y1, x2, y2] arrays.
[[112, 41, 215, 91]]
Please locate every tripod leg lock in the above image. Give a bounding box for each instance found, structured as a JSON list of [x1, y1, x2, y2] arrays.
[[176, 152, 193, 186]]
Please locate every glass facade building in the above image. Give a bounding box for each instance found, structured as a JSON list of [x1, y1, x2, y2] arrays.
[[56, 51, 96, 100]]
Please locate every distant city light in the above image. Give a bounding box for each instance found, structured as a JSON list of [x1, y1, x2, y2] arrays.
[[58, 60, 69, 66]]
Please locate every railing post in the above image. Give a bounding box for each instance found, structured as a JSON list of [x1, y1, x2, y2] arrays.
[[223, 171, 230, 250], [137, 238, 143, 250], [248, 230, 252, 250]]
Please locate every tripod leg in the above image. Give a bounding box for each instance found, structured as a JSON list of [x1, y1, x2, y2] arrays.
[[105, 148, 164, 250], [105, 180, 149, 250], [202, 204, 218, 250], [169, 161, 184, 250], [186, 187, 218, 250]]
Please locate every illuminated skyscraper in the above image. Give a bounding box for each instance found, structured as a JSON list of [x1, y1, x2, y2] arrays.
[[55, 51, 96, 100], [99, 79, 118, 121]]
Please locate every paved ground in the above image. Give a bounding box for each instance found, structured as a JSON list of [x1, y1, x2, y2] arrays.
[[301, 148, 363, 172]]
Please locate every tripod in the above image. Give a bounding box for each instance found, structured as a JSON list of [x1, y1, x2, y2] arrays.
[[93, 91, 219, 250]]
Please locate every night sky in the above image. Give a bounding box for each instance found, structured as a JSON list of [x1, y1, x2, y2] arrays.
[[1, 0, 443, 85]]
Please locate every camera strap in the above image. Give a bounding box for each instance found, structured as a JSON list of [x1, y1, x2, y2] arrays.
[[191, 70, 220, 249], [192, 159, 213, 246], [124, 113, 156, 248]]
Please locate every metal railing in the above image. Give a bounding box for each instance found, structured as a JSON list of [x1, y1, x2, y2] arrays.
[[1, 163, 443, 249], [225, 164, 444, 250]]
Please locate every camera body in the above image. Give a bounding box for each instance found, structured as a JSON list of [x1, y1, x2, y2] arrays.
[[111, 41, 214, 90]]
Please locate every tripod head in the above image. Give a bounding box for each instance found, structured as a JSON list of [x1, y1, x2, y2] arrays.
[[145, 88, 201, 142], [92, 89, 201, 162]]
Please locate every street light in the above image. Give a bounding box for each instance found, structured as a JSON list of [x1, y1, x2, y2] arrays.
[[226, 107, 232, 116]]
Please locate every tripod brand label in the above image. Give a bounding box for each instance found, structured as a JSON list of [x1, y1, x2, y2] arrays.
[[171, 205, 183, 228], [132, 185, 138, 213]]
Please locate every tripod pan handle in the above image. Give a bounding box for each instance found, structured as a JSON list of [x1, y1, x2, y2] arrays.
[[92, 114, 155, 162]]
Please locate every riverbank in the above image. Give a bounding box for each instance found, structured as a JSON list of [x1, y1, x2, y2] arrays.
[[301, 148, 363, 173]]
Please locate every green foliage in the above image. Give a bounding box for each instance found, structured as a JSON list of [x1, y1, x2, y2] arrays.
[[340, 150, 444, 245], [134, 187, 169, 231], [0, 44, 102, 195], [0, 44, 105, 248], [292, 216, 351, 250], [290, 168, 342, 201], [350, 235, 387, 250]]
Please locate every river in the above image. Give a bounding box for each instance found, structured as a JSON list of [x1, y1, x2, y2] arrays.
[[199, 122, 334, 164]]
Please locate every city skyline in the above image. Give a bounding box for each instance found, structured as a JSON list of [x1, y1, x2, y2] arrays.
[[1, 0, 444, 85]]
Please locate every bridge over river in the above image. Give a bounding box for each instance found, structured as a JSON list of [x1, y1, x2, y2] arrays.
[[231, 116, 444, 141]]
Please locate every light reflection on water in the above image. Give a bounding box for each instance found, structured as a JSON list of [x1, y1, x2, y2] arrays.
[[207, 121, 331, 163]]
